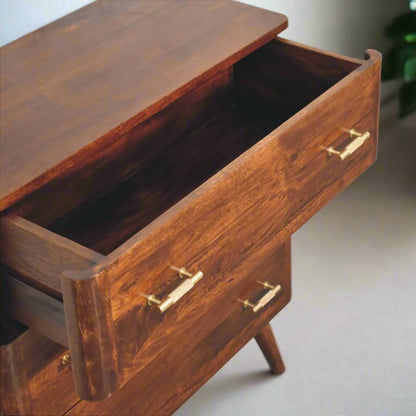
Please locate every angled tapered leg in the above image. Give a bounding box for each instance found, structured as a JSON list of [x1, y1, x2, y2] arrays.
[[254, 323, 285, 375]]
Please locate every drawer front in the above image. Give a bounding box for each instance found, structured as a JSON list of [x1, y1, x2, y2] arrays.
[[60, 40, 380, 399], [3, 39, 379, 402], [67, 240, 291, 416], [0, 326, 78, 416], [109, 235, 291, 386]]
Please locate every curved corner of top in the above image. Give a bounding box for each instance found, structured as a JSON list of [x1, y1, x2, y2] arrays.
[[364, 49, 382, 63]]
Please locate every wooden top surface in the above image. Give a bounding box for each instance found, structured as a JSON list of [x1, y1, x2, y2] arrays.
[[0, 0, 287, 211]]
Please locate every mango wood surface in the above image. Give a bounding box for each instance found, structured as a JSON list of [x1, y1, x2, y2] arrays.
[[61, 42, 380, 397], [0, 0, 287, 211], [0, 326, 32, 415], [0, 327, 78, 416], [255, 323, 285, 375], [67, 240, 291, 416], [50, 104, 277, 254], [0, 216, 104, 296], [235, 38, 362, 125], [2, 272, 67, 346], [0, 240, 290, 416], [45, 40, 361, 254], [10, 68, 234, 228], [0, 0, 381, 413], [62, 268, 119, 401], [1, 39, 380, 403]]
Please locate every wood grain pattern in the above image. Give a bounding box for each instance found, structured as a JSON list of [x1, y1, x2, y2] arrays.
[[29, 347, 78, 416], [105, 216, 293, 393], [45, 41, 366, 256], [0, 0, 287, 211], [1, 39, 380, 404], [0, 0, 380, 410], [0, 325, 80, 416], [8, 67, 234, 228], [60, 40, 379, 390], [0, 0, 382, 413], [20, 330, 79, 415], [0, 216, 104, 296], [0, 330, 32, 416], [49, 105, 277, 254], [2, 272, 67, 346], [62, 268, 119, 401], [67, 240, 291, 416], [235, 37, 361, 125], [0, 237, 290, 415], [101, 42, 378, 395], [255, 323, 285, 375]]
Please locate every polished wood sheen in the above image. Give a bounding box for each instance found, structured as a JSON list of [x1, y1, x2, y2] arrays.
[[67, 240, 292, 416], [0, 1, 381, 414], [2, 272, 67, 346], [0, 329, 32, 415], [255, 324, 285, 375], [0, 0, 287, 211], [1, 39, 381, 404], [0, 216, 104, 295], [62, 268, 119, 401], [0, 328, 78, 416]]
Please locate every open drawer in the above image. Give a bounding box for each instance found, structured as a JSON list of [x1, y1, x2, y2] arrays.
[[1, 38, 381, 402]]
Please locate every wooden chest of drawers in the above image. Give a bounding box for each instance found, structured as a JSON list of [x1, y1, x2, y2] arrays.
[[0, 1, 380, 415]]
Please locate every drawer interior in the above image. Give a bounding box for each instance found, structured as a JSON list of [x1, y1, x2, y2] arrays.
[[16, 39, 359, 255]]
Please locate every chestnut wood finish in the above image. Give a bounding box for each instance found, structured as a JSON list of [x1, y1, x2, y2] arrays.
[[43, 40, 364, 255], [0, 1, 381, 414], [62, 41, 379, 399], [48, 104, 278, 254], [67, 240, 291, 416], [0, 328, 78, 416], [0, 216, 104, 296], [2, 272, 67, 346], [62, 268, 119, 401], [1, 38, 381, 406], [9, 67, 236, 228], [0, 0, 287, 211], [255, 323, 286, 375], [0, 239, 290, 416], [0, 329, 32, 416]]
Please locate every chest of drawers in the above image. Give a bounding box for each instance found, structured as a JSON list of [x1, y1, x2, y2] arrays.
[[0, 1, 380, 415]]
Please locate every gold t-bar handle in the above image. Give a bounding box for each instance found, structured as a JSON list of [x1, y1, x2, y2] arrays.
[[321, 129, 370, 160], [145, 266, 203, 313], [239, 281, 282, 313]]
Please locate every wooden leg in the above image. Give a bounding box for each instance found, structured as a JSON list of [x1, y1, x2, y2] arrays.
[[254, 323, 285, 375]]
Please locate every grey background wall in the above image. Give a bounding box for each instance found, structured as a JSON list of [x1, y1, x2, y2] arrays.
[[241, 0, 409, 58], [0, 0, 409, 56], [0, 0, 95, 46]]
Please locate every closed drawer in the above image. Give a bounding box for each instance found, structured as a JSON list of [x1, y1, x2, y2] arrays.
[[67, 240, 291, 416], [0, 322, 77, 416], [1, 38, 381, 402], [1, 241, 290, 416]]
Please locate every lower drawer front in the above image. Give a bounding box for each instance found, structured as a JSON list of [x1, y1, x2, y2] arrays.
[[0, 327, 77, 416], [1, 240, 290, 416], [67, 240, 291, 416]]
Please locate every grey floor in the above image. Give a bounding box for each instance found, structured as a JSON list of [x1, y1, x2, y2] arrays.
[[175, 88, 416, 416]]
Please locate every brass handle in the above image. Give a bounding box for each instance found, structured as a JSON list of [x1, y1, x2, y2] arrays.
[[143, 266, 203, 313], [321, 129, 370, 160], [239, 281, 281, 313]]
